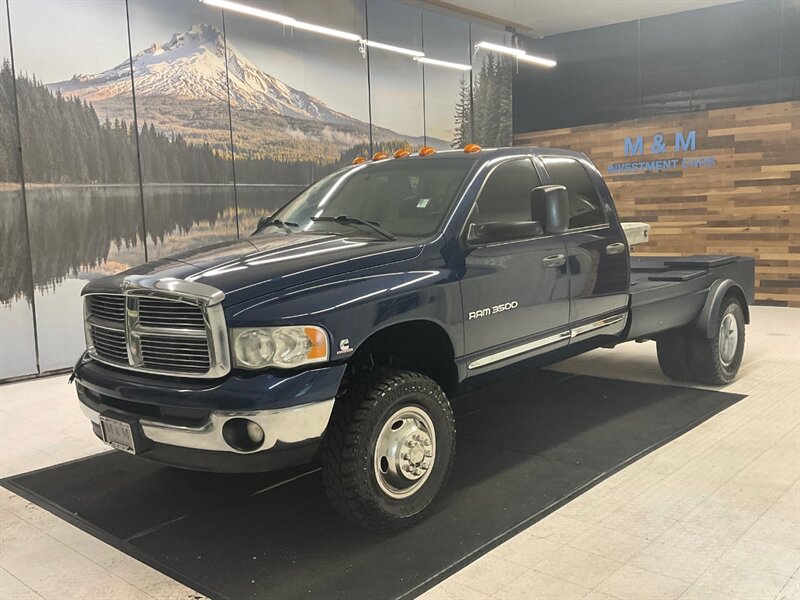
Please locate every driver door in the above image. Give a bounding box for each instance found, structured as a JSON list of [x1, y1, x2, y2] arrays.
[[460, 157, 570, 367]]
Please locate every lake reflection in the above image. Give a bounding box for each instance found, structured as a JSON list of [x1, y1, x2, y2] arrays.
[[2, 184, 301, 373]]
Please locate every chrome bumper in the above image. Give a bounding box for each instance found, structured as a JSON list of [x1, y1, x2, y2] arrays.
[[80, 399, 335, 455]]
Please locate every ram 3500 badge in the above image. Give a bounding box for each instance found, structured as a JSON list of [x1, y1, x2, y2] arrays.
[[468, 301, 518, 320], [73, 145, 755, 531]]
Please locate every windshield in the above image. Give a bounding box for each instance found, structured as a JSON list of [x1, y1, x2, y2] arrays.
[[270, 158, 475, 238]]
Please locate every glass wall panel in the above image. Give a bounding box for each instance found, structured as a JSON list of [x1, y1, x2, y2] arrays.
[[128, 0, 238, 257], [8, 0, 143, 372], [0, 1, 37, 379], [367, 0, 427, 151], [469, 24, 512, 147], [220, 0, 370, 231], [421, 8, 470, 149]]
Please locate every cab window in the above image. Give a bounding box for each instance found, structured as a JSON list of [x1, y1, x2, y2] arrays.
[[471, 158, 542, 224], [542, 157, 607, 229]]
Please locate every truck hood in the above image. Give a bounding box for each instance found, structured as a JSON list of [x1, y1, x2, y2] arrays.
[[86, 233, 424, 306]]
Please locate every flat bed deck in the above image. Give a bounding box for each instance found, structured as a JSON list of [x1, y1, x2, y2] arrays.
[[626, 255, 755, 341]]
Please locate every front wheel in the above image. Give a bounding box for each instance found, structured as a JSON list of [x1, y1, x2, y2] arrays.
[[320, 368, 456, 532]]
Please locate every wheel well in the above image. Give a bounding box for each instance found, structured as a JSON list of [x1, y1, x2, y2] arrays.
[[346, 321, 458, 396], [724, 286, 750, 324]]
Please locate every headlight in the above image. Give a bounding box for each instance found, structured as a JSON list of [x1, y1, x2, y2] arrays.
[[231, 326, 329, 369]]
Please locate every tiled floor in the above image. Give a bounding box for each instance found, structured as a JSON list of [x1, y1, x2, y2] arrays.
[[1, 306, 798, 600]]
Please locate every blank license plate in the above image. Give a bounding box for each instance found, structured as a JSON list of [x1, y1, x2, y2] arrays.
[[99, 415, 137, 454]]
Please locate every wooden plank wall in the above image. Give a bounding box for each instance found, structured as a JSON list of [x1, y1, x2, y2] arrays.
[[514, 101, 800, 307]]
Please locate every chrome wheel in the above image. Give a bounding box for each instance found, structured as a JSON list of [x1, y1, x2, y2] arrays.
[[373, 406, 436, 500], [719, 312, 738, 366]]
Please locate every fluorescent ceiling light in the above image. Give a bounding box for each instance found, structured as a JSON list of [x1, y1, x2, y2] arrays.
[[475, 41, 524, 56], [517, 54, 557, 68], [415, 56, 471, 71], [288, 19, 361, 42], [200, 0, 360, 42], [475, 40, 556, 68], [199, 0, 293, 25], [364, 39, 424, 58]]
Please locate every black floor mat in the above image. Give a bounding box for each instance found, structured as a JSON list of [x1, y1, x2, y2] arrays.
[[2, 370, 744, 600]]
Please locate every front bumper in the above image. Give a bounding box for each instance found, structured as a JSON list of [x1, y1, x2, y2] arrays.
[[74, 356, 346, 472]]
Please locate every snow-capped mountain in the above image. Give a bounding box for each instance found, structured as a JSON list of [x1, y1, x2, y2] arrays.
[[49, 24, 356, 125]]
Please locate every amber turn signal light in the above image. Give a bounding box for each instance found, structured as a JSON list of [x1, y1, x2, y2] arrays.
[[419, 146, 437, 156], [464, 143, 482, 153], [352, 156, 367, 164], [304, 326, 329, 360], [372, 151, 389, 161], [393, 149, 410, 158]]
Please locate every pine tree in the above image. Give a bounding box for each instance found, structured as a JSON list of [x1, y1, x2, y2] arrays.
[[495, 56, 513, 146], [451, 76, 471, 148]]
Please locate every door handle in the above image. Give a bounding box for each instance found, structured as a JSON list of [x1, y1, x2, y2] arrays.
[[606, 242, 626, 255], [541, 254, 566, 268]]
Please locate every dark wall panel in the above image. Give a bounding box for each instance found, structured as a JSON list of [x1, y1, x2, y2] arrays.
[[514, 0, 800, 133], [7, 0, 144, 372], [0, 0, 37, 379], [517, 21, 638, 132]]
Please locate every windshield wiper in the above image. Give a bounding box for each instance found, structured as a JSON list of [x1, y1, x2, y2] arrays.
[[255, 217, 298, 235], [311, 215, 396, 241]]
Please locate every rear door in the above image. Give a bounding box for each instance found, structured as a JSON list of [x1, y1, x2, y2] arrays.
[[460, 157, 570, 367], [540, 156, 628, 332]]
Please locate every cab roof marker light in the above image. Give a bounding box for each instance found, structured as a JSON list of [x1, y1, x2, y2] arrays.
[[363, 39, 424, 58], [475, 41, 524, 56], [414, 56, 471, 71], [418, 146, 437, 156], [517, 54, 557, 68]]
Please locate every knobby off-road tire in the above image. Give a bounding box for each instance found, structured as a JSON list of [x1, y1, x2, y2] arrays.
[[687, 296, 746, 385], [656, 330, 693, 381], [320, 368, 456, 532]]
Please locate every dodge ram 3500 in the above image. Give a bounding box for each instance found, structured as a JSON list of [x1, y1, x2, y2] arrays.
[[73, 146, 755, 531]]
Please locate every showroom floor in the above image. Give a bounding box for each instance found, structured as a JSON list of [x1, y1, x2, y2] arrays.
[[0, 306, 798, 600]]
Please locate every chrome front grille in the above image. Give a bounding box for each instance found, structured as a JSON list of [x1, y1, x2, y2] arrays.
[[87, 295, 126, 323], [138, 298, 206, 330], [83, 278, 230, 379], [89, 324, 128, 364], [140, 334, 211, 374]]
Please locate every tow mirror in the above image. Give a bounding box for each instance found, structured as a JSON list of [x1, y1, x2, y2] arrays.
[[531, 185, 568, 234], [468, 221, 544, 244]]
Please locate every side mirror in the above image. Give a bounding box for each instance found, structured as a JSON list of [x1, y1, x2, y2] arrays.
[[468, 221, 544, 244], [531, 185, 569, 234], [253, 215, 273, 235]]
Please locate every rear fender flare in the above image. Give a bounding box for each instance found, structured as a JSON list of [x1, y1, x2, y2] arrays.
[[695, 279, 750, 339]]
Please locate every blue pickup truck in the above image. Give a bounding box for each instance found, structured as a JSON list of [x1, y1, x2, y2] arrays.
[[73, 146, 755, 531]]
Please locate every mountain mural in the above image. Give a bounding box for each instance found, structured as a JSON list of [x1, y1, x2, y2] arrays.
[[48, 24, 445, 158]]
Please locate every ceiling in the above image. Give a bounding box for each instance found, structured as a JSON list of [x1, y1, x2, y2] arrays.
[[429, 0, 745, 36]]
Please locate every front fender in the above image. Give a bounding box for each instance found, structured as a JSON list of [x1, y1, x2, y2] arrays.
[[694, 279, 750, 338], [227, 268, 464, 360]]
